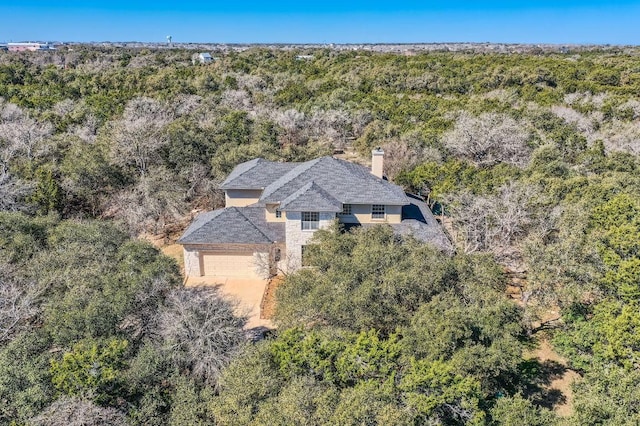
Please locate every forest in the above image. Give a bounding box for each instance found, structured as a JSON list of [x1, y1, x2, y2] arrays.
[[1, 45, 640, 424]]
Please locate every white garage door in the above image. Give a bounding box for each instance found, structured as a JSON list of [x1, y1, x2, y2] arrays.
[[201, 252, 261, 278]]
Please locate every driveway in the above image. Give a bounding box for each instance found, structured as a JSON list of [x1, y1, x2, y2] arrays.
[[185, 276, 272, 329]]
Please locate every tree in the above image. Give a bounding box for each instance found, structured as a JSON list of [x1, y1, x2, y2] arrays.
[[110, 97, 173, 177], [0, 102, 53, 169], [0, 171, 32, 212], [442, 112, 531, 168], [49, 339, 129, 404], [0, 264, 41, 344], [105, 166, 185, 235], [158, 287, 246, 387], [274, 224, 458, 333], [444, 182, 539, 262], [30, 396, 127, 426]]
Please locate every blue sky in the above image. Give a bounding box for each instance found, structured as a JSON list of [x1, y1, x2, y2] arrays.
[[1, 1, 639, 44]]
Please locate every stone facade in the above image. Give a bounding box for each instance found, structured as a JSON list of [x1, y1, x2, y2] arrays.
[[283, 211, 335, 272]]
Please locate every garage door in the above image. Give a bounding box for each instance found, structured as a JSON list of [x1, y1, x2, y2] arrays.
[[201, 252, 261, 278]]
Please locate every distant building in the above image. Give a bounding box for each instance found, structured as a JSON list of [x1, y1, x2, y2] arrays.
[[295, 55, 314, 60], [197, 52, 213, 64], [7, 42, 55, 52]]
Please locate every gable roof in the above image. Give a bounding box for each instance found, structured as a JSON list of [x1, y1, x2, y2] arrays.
[[220, 158, 300, 190], [279, 181, 343, 212], [178, 207, 284, 244], [260, 156, 408, 206]]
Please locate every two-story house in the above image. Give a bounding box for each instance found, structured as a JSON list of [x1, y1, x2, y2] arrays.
[[178, 149, 451, 279]]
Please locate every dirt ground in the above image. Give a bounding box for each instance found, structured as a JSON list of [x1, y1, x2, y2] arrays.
[[140, 233, 185, 272], [261, 275, 284, 320], [525, 337, 581, 417]]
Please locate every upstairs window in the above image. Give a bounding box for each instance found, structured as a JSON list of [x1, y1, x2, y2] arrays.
[[371, 204, 385, 220], [338, 204, 352, 216], [275, 209, 282, 218], [301, 212, 319, 230]]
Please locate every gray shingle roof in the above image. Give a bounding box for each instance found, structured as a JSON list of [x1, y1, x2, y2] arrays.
[[341, 194, 453, 253], [178, 207, 285, 244], [260, 156, 408, 206], [220, 158, 300, 190], [395, 194, 453, 253], [279, 182, 343, 212]]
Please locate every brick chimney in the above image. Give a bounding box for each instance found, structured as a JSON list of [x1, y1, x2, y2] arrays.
[[371, 147, 384, 178]]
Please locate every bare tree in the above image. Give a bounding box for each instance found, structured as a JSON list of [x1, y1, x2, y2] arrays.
[[597, 119, 640, 155], [0, 103, 53, 167], [220, 89, 253, 110], [0, 265, 42, 344], [70, 114, 100, 144], [30, 396, 127, 426], [118, 276, 175, 341], [180, 162, 222, 205], [0, 172, 32, 212], [551, 105, 601, 141], [110, 97, 173, 177], [445, 183, 538, 263], [158, 286, 247, 387], [273, 109, 306, 147], [171, 94, 203, 117], [351, 110, 373, 139], [307, 109, 352, 149], [104, 166, 185, 235], [442, 112, 531, 167], [382, 138, 426, 180]]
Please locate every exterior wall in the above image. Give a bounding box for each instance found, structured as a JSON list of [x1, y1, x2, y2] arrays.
[[224, 189, 262, 207], [265, 203, 285, 223], [283, 211, 335, 272], [252, 251, 271, 279], [183, 246, 203, 277], [182, 243, 271, 278], [338, 204, 402, 224], [274, 243, 287, 273]]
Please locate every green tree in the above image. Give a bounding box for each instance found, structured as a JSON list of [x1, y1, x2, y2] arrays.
[[50, 339, 129, 404]]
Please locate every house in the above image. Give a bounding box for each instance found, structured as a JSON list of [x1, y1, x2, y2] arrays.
[[178, 149, 451, 279], [7, 42, 55, 52], [196, 52, 213, 64]]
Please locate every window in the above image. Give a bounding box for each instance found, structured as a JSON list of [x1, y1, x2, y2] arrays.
[[274, 248, 281, 262], [275, 209, 282, 218], [338, 203, 352, 216], [371, 204, 385, 219], [301, 211, 319, 230]]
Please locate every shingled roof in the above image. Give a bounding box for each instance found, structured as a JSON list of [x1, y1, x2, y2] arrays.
[[220, 159, 300, 190], [279, 181, 342, 212], [395, 194, 454, 253], [178, 207, 285, 244], [260, 156, 409, 206]]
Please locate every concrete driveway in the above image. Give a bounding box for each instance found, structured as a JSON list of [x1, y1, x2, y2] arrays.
[[185, 276, 272, 329]]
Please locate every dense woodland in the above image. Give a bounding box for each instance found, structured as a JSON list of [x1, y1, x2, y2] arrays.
[[1, 46, 640, 424]]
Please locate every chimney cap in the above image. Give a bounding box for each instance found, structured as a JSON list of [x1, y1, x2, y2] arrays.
[[372, 147, 384, 154]]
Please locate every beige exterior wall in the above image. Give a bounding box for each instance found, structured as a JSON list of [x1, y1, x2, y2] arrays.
[[265, 203, 285, 223], [182, 243, 271, 278], [183, 247, 202, 277], [224, 189, 263, 207], [338, 204, 402, 224]]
